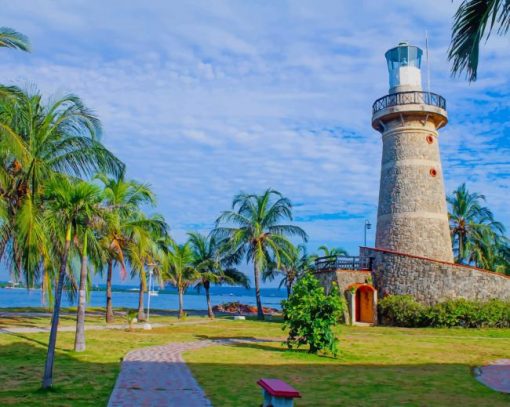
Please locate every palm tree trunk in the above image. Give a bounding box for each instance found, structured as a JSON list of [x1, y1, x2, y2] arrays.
[[178, 287, 184, 319], [204, 281, 214, 318], [106, 260, 114, 323], [74, 234, 88, 352], [42, 224, 71, 389], [137, 279, 145, 321], [458, 233, 464, 264], [254, 262, 264, 320], [286, 282, 292, 298]]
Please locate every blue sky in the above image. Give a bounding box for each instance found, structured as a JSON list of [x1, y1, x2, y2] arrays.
[[1, 1, 509, 286]]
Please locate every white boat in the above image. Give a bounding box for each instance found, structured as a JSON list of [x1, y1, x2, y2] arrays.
[[149, 290, 159, 296]]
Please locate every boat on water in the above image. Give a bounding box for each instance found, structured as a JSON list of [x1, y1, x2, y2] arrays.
[[149, 290, 159, 296]]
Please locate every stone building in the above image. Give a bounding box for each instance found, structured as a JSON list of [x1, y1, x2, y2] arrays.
[[315, 42, 510, 325]]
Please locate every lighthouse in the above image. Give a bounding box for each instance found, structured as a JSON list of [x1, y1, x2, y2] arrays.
[[371, 42, 453, 262], [315, 42, 510, 319]]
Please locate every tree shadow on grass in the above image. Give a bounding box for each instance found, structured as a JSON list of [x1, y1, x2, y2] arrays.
[[0, 341, 118, 406], [193, 334, 338, 358], [1, 330, 48, 347]]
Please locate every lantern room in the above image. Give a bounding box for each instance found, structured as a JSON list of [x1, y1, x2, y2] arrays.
[[385, 42, 423, 93]]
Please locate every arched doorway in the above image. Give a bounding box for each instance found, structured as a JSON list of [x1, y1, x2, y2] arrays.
[[354, 285, 375, 323]]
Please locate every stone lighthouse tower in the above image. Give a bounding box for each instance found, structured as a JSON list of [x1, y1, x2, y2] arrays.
[[371, 42, 453, 262]]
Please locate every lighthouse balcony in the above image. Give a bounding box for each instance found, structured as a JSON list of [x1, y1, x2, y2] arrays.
[[371, 91, 448, 132], [372, 91, 446, 114], [314, 255, 372, 272]]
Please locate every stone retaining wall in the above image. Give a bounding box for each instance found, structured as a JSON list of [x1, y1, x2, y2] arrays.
[[314, 269, 371, 294], [360, 247, 510, 305]]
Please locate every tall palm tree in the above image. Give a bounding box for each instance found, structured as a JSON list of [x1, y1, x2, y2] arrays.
[[96, 173, 155, 322], [41, 177, 103, 388], [125, 212, 168, 321], [0, 27, 30, 52], [448, 183, 505, 268], [0, 87, 123, 291], [263, 244, 311, 297], [449, 0, 510, 81], [162, 241, 200, 319], [213, 189, 308, 320], [188, 232, 249, 318], [73, 186, 104, 352]]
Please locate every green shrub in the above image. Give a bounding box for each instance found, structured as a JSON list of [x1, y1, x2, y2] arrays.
[[427, 299, 510, 328], [281, 273, 345, 356], [378, 295, 426, 327], [379, 295, 510, 328]]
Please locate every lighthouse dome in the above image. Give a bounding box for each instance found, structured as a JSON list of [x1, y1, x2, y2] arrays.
[[385, 42, 423, 93]]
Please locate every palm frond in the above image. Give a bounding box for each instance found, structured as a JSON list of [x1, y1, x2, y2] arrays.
[[448, 0, 510, 81], [0, 27, 31, 51]]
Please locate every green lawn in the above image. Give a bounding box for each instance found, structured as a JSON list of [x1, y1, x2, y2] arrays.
[[0, 311, 509, 406], [0, 307, 208, 329]]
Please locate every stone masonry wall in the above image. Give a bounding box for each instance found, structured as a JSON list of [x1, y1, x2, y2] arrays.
[[315, 270, 371, 295], [361, 247, 510, 305], [315, 269, 372, 324], [375, 118, 454, 262]]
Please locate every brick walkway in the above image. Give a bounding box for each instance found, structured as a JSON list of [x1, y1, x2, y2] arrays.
[[108, 338, 280, 407], [476, 359, 510, 393], [108, 341, 215, 407]]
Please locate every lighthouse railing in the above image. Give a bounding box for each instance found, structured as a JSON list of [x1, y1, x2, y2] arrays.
[[314, 255, 372, 272], [372, 91, 446, 115]]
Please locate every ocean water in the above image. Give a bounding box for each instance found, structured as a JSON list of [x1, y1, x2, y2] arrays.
[[0, 286, 286, 311]]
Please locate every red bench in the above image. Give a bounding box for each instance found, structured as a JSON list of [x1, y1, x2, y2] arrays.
[[257, 378, 301, 406]]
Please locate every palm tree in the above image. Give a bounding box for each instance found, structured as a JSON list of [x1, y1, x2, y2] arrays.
[[162, 241, 200, 319], [41, 177, 103, 388], [314, 245, 348, 258], [448, 183, 505, 268], [125, 212, 168, 321], [213, 189, 308, 320], [494, 240, 510, 274], [73, 186, 104, 352], [263, 244, 311, 297], [449, 0, 510, 81], [96, 173, 155, 322], [188, 232, 249, 318], [0, 27, 30, 52], [0, 87, 123, 292]]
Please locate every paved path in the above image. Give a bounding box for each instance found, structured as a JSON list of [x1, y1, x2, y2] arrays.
[[108, 341, 215, 407], [108, 338, 279, 407], [476, 359, 510, 393]]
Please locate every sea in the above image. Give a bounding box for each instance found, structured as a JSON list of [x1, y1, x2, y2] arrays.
[[0, 285, 286, 311]]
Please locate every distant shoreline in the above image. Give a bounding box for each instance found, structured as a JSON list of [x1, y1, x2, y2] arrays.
[[0, 282, 286, 297]]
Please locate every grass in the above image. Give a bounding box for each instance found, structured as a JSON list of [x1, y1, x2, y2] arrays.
[[0, 311, 509, 406], [0, 306, 208, 329]]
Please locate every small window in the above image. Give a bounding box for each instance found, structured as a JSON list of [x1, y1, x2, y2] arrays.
[[426, 135, 434, 144], [430, 168, 437, 177]]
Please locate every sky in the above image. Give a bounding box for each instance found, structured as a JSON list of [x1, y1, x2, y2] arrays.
[[1, 1, 509, 286]]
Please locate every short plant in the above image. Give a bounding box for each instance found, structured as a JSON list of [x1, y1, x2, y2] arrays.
[[281, 273, 345, 356], [126, 309, 137, 331], [378, 295, 426, 327]]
